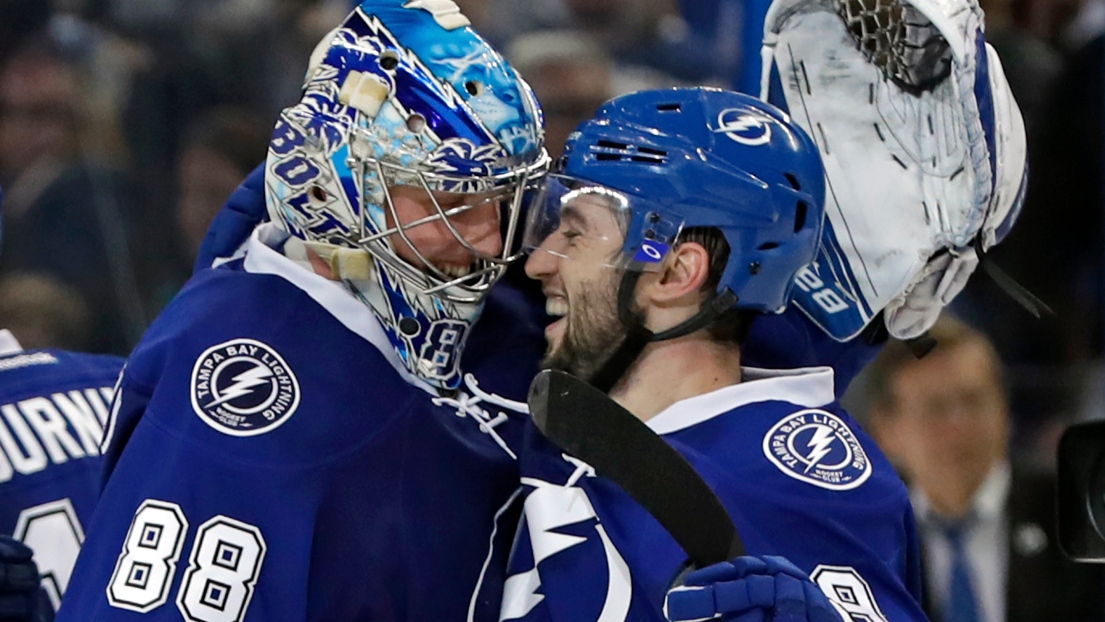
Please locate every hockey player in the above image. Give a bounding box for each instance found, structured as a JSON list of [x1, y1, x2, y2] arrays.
[[56, 2, 551, 620], [502, 87, 925, 622]]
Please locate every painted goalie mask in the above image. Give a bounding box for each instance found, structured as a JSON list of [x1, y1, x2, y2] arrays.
[[264, 0, 548, 389]]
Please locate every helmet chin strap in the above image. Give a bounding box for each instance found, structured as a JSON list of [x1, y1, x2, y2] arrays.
[[586, 270, 738, 394]]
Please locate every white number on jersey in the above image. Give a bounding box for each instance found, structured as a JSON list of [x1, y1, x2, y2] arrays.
[[108, 500, 189, 612], [811, 565, 890, 622], [177, 516, 266, 622], [107, 500, 266, 620], [14, 499, 84, 611]]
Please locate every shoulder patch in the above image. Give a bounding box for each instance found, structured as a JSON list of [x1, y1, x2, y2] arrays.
[[761, 409, 871, 491], [190, 339, 300, 437]]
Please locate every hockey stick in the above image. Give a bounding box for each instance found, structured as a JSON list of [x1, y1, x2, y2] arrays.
[[528, 369, 745, 568]]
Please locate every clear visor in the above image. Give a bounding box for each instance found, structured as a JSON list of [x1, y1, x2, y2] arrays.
[[522, 174, 684, 271]]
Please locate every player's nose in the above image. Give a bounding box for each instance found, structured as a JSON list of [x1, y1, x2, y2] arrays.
[[525, 239, 560, 281]]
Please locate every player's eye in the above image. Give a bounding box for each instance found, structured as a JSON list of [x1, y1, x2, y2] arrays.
[[560, 230, 585, 249]]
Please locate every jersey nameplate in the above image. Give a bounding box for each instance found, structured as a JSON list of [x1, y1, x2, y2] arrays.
[[190, 339, 300, 437], [762, 409, 872, 491]]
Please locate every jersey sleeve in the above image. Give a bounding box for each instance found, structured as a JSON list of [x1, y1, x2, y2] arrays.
[[58, 390, 316, 622]]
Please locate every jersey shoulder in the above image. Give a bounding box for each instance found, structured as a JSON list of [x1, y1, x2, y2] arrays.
[[668, 397, 909, 512], [119, 263, 423, 464], [0, 349, 123, 399]]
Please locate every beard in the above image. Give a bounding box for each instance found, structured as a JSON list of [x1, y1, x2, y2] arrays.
[[542, 271, 638, 380]]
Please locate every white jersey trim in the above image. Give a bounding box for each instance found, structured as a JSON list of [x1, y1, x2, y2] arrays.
[[646, 366, 836, 435], [242, 224, 437, 396]]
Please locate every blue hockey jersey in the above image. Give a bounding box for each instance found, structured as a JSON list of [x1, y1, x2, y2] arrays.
[[0, 330, 123, 612], [58, 225, 543, 621], [499, 367, 926, 622]]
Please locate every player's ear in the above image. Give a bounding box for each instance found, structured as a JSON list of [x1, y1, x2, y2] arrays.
[[647, 241, 711, 306]]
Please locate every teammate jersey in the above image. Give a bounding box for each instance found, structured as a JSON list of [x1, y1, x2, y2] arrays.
[[0, 330, 123, 611], [499, 367, 926, 622], [57, 225, 543, 622]]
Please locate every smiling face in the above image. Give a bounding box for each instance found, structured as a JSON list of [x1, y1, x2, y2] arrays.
[[384, 184, 506, 280], [524, 191, 638, 378]]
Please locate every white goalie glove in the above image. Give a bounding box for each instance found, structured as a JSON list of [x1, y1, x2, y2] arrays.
[[761, 0, 1028, 341]]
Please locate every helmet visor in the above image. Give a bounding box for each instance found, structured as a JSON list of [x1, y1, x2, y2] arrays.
[[522, 174, 684, 272]]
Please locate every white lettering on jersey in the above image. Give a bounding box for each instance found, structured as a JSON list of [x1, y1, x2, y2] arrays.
[[0, 352, 57, 372], [794, 266, 851, 314], [176, 516, 266, 622], [0, 388, 112, 481]]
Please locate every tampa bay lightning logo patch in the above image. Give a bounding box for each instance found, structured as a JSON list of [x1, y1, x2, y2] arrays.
[[762, 409, 871, 490], [190, 339, 300, 437]]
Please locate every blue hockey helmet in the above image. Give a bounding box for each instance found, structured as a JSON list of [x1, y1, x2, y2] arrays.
[[524, 87, 825, 314], [265, 0, 548, 389]]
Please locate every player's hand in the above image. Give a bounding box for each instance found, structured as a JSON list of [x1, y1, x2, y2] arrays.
[[665, 555, 842, 622], [0, 536, 43, 622]]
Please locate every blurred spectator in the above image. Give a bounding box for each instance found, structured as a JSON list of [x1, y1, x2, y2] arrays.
[[967, 29, 1104, 367], [866, 316, 1105, 622], [143, 107, 272, 311], [508, 31, 613, 159], [0, 40, 150, 354], [481, 0, 694, 85], [177, 107, 270, 261], [0, 272, 91, 350], [0, 0, 52, 66], [675, 0, 770, 93], [978, 0, 1064, 132]]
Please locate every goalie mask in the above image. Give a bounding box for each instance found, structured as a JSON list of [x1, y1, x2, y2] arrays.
[[761, 0, 1029, 341], [265, 0, 548, 389]]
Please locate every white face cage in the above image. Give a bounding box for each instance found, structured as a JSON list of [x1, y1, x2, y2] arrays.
[[343, 144, 551, 305]]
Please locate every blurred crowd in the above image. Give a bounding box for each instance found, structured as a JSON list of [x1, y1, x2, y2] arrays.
[[1, 0, 1105, 488]]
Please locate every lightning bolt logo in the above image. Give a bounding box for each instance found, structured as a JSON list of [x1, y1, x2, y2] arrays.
[[762, 409, 872, 491], [209, 364, 274, 408], [803, 425, 837, 473], [715, 110, 772, 146], [501, 478, 632, 620], [191, 339, 301, 437]]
